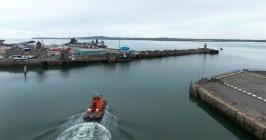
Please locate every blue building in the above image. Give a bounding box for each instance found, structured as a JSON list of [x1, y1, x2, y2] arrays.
[[119, 46, 130, 58], [119, 46, 130, 53]]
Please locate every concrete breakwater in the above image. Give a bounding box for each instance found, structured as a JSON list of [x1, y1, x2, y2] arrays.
[[132, 48, 218, 59], [190, 70, 266, 140], [0, 48, 218, 68]]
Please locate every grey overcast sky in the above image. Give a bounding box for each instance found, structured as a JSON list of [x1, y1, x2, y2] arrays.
[[0, 0, 265, 39]]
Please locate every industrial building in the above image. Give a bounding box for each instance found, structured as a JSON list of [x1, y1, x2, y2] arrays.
[[73, 48, 107, 57]]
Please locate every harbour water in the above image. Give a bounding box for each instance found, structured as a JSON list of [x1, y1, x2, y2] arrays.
[[0, 40, 266, 140]]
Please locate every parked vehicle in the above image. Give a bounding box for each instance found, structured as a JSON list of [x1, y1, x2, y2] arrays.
[[12, 55, 27, 61], [27, 55, 37, 59]]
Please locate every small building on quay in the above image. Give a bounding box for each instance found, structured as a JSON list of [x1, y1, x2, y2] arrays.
[[5, 46, 24, 57], [0, 40, 6, 56], [0, 47, 6, 56], [0, 39, 5, 46]]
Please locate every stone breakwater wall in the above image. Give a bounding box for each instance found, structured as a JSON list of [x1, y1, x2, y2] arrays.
[[190, 84, 266, 140]]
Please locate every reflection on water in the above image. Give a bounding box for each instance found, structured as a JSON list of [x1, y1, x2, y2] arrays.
[[24, 76, 28, 83], [189, 94, 255, 140]]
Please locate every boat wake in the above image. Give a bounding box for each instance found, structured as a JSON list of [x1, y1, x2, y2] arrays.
[[57, 110, 117, 140], [57, 122, 111, 140]]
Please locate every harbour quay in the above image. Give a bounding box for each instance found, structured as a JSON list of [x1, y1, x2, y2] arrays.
[[0, 38, 219, 68], [190, 69, 266, 140]]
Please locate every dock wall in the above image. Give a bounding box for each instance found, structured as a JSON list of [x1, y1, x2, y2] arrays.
[[0, 48, 219, 68], [190, 84, 266, 140]]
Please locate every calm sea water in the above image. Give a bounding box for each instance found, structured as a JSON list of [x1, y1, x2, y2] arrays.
[[1, 40, 266, 140]]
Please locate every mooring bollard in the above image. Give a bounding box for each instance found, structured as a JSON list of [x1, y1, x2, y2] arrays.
[[24, 65, 27, 77]]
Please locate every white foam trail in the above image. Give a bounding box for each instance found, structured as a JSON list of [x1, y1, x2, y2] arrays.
[[58, 113, 84, 132], [57, 110, 118, 140], [57, 122, 111, 140]]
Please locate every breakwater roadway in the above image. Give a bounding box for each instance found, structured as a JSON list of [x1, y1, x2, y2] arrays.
[[0, 48, 218, 67], [190, 69, 266, 140]]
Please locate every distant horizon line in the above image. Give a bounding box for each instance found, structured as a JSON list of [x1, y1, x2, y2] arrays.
[[31, 36, 266, 42], [2, 36, 266, 43]]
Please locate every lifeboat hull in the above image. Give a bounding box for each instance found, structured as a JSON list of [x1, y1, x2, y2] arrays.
[[83, 98, 107, 122], [83, 111, 105, 122]]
